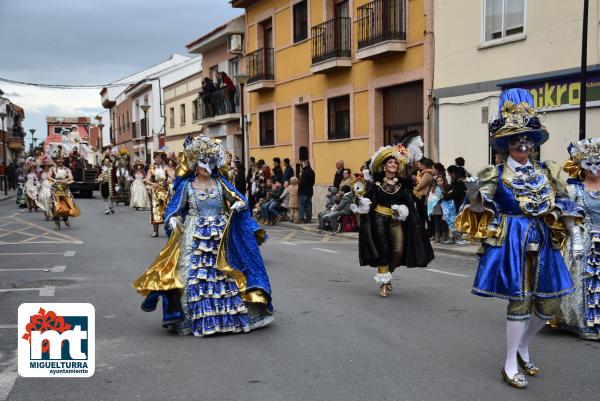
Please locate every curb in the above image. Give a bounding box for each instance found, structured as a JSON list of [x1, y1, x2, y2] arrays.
[[276, 221, 478, 259], [0, 195, 15, 202]]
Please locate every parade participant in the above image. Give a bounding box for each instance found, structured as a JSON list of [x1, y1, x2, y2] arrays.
[[130, 159, 150, 210], [145, 149, 169, 237], [36, 156, 54, 220], [97, 156, 115, 215], [351, 139, 434, 298], [49, 148, 80, 230], [113, 149, 132, 206], [15, 164, 27, 208], [553, 138, 600, 340], [166, 152, 178, 196], [456, 89, 584, 389], [24, 161, 39, 212], [133, 135, 273, 336]]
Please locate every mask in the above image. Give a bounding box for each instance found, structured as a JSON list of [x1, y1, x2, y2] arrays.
[[510, 135, 533, 153]]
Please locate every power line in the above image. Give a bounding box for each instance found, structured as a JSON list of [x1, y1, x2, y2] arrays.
[[0, 77, 140, 89]]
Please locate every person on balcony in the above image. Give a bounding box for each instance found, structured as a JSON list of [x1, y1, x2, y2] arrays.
[[201, 78, 216, 118], [220, 71, 236, 114]]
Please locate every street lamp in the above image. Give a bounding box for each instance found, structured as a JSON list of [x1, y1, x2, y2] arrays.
[[29, 129, 36, 157], [140, 104, 151, 165], [235, 74, 249, 171], [0, 111, 7, 195], [97, 123, 105, 150]]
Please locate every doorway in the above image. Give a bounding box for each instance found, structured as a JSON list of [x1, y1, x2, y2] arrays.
[[382, 81, 424, 146], [294, 103, 310, 165]]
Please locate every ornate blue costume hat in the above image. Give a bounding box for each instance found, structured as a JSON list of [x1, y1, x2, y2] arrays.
[[489, 88, 549, 151]]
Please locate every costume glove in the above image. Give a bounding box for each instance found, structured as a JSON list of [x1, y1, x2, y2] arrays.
[[350, 197, 371, 214], [391, 204, 409, 221], [231, 200, 247, 212]]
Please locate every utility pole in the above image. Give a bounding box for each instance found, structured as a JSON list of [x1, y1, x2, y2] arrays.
[[579, 0, 589, 140]]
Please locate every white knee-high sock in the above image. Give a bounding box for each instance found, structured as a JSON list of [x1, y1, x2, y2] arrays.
[[518, 313, 547, 362], [505, 320, 527, 378]]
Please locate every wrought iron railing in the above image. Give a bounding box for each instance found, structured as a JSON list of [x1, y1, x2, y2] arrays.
[[196, 86, 240, 120], [311, 17, 351, 64], [357, 0, 406, 49], [247, 48, 275, 84]]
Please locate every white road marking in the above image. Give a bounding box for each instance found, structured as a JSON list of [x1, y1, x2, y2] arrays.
[[280, 241, 298, 246], [281, 231, 297, 241], [312, 247, 339, 254], [38, 287, 56, 296], [0, 287, 56, 296], [0, 325, 16, 329], [0, 251, 74, 256], [0, 352, 18, 401], [424, 268, 471, 278], [0, 265, 66, 273]]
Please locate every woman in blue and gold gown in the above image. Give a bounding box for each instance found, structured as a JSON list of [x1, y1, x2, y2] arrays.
[[554, 138, 600, 340], [133, 135, 273, 336]]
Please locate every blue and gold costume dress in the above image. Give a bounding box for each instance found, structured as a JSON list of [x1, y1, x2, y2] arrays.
[[555, 179, 600, 339], [457, 160, 583, 317], [134, 172, 273, 336]]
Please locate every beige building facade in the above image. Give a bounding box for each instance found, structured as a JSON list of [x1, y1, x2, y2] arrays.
[[185, 16, 246, 157], [164, 72, 204, 153], [434, 0, 600, 172]]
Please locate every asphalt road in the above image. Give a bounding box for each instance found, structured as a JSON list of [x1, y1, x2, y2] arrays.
[[0, 196, 598, 401]]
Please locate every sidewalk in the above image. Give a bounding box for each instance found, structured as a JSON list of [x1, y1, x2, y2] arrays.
[[276, 220, 479, 258], [0, 189, 16, 202]]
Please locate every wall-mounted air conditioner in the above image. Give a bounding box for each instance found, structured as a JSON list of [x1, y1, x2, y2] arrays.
[[228, 34, 243, 54]]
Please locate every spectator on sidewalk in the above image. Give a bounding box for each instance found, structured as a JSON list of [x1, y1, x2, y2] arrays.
[[260, 180, 283, 225], [455, 156, 471, 177], [272, 157, 283, 183], [260, 159, 271, 181], [269, 180, 291, 225], [321, 185, 353, 233], [428, 175, 449, 243], [233, 159, 246, 195], [339, 168, 352, 190], [246, 157, 256, 196], [442, 166, 468, 245], [283, 158, 294, 183], [317, 186, 339, 230], [413, 157, 435, 232], [7, 162, 16, 191], [333, 160, 344, 188], [298, 160, 315, 224], [287, 176, 299, 222]]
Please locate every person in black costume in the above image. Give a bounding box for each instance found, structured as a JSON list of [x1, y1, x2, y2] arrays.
[[352, 144, 434, 298]]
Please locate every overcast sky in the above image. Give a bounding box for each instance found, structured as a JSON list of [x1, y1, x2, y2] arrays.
[[0, 0, 240, 145]]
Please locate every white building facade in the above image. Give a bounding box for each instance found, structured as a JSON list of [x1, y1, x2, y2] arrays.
[[434, 0, 600, 172]]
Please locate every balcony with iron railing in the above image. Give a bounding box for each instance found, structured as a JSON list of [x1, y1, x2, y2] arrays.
[[311, 17, 352, 73], [246, 47, 275, 91], [196, 86, 241, 125], [356, 0, 407, 60]]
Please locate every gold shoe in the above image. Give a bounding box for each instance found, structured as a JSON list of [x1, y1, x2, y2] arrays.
[[517, 352, 540, 376], [378, 284, 388, 298], [501, 368, 528, 389]]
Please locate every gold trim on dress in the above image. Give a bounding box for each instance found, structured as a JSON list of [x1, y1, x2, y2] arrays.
[[374, 205, 393, 216], [132, 228, 184, 296]]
